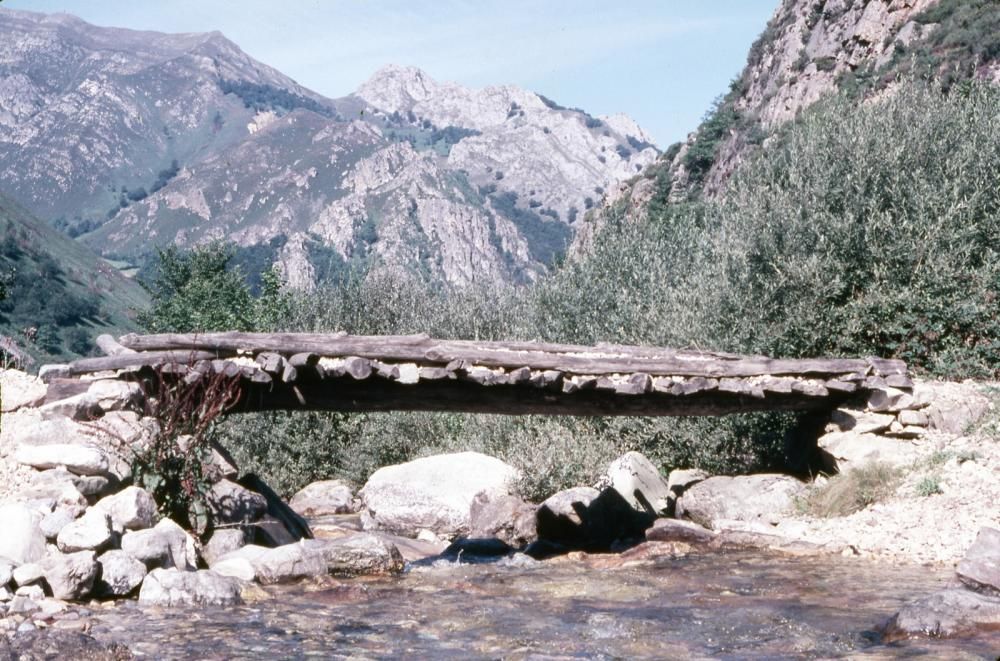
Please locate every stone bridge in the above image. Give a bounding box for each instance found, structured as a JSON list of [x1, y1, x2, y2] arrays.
[[44, 332, 918, 420]]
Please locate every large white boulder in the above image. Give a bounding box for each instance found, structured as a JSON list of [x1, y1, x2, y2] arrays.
[[675, 474, 806, 530], [15, 443, 110, 477], [360, 452, 519, 538], [0, 503, 46, 564]]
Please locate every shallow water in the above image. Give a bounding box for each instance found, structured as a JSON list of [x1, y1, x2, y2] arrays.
[[86, 551, 1000, 659]]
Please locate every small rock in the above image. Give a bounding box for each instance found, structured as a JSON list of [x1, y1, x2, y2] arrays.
[[303, 534, 405, 576], [645, 518, 717, 545], [817, 431, 919, 470], [606, 451, 672, 516], [36, 392, 104, 421], [0, 369, 47, 412], [440, 537, 513, 561], [0, 559, 12, 586], [468, 491, 537, 548], [207, 479, 267, 525], [12, 563, 44, 588], [202, 528, 247, 566], [251, 543, 327, 584], [210, 557, 256, 582], [0, 504, 47, 564], [40, 550, 98, 601], [72, 475, 113, 498], [0, 629, 131, 660], [957, 527, 1000, 595], [7, 594, 40, 613], [96, 550, 147, 597], [37, 364, 71, 382], [94, 486, 157, 533], [0, 586, 11, 602], [666, 468, 708, 497], [40, 509, 81, 541], [14, 585, 44, 600], [56, 508, 113, 553], [15, 443, 110, 477], [897, 409, 929, 427], [829, 408, 895, 434], [675, 474, 806, 530], [360, 452, 519, 539], [138, 568, 243, 607], [867, 387, 915, 413], [120, 518, 198, 570], [289, 479, 357, 517], [884, 588, 1000, 639], [86, 379, 141, 412]]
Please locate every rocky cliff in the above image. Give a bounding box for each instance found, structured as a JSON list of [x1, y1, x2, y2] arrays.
[[0, 8, 657, 288], [583, 0, 1000, 243]]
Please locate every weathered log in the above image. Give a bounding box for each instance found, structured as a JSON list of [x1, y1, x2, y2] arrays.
[[372, 360, 399, 380], [116, 332, 894, 379], [69, 350, 220, 375], [824, 379, 857, 394], [418, 367, 451, 381], [288, 353, 320, 369], [96, 334, 136, 357], [342, 357, 372, 380]]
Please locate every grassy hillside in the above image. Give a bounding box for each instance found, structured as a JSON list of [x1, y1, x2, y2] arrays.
[[0, 194, 150, 369]]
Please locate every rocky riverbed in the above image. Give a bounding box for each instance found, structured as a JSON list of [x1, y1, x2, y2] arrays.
[[1, 368, 999, 658]]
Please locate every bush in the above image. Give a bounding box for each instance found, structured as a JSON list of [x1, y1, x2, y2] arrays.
[[803, 463, 900, 517]]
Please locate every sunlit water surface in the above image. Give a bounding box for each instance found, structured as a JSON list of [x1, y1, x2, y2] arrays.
[[86, 551, 1000, 659]]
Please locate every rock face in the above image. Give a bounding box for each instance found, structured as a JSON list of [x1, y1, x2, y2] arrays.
[[360, 452, 519, 539], [289, 480, 357, 517], [0, 8, 656, 289], [956, 527, 1000, 595], [675, 474, 806, 530], [137, 568, 243, 607]]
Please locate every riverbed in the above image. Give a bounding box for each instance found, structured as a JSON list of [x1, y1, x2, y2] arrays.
[[80, 550, 1000, 659]]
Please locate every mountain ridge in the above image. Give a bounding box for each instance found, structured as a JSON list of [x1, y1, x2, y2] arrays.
[[0, 7, 657, 288]]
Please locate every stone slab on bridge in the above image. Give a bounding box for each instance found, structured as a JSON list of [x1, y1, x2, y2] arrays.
[[57, 332, 912, 417]]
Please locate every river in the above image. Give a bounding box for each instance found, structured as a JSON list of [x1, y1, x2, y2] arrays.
[[80, 549, 1000, 659]]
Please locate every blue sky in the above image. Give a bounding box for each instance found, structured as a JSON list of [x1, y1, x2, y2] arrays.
[[6, 1, 776, 146]]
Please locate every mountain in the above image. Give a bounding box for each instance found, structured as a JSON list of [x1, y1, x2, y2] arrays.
[[0, 8, 658, 287], [581, 0, 1000, 242], [0, 192, 149, 368]]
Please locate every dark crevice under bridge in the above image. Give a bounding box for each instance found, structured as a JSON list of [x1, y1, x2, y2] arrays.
[[62, 333, 911, 417]]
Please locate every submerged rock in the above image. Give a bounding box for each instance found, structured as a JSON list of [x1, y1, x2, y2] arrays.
[[360, 452, 519, 539], [0, 629, 131, 660], [883, 588, 1000, 639], [138, 568, 243, 607], [645, 518, 716, 545]]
